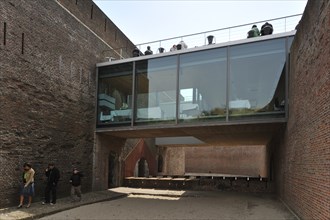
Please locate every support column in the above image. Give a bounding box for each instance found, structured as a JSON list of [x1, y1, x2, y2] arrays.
[[92, 133, 126, 191]]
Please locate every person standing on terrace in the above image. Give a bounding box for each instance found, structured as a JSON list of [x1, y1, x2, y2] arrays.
[[247, 25, 260, 38], [144, 46, 153, 55], [170, 45, 177, 52], [261, 22, 274, 35]]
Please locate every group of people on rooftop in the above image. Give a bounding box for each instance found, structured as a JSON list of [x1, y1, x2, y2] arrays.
[[132, 21, 274, 57], [132, 40, 189, 57], [247, 22, 274, 38]]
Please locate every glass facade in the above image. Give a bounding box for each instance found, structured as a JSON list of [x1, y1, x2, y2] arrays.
[[229, 38, 286, 119], [98, 63, 133, 124], [179, 48, 227, 122], [97, 36, 293, 127], [135, 56, 177, 123]]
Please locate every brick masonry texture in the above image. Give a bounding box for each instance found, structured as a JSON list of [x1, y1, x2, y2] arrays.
[[0, 0, 134, 208], [274, 0, 330, 219], [57, 0, 135, 59]]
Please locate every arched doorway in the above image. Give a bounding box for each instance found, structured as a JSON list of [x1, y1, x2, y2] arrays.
[[134, 158, 149, 177]]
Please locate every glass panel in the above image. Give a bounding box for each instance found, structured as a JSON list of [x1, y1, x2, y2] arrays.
[[97, 63, 133, 125], [179, 48, 227, 122], [229, 38, 286, 120], [135, 56, 177, 124]]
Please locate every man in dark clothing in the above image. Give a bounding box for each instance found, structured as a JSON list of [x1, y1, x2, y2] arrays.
[[70, 168, 83, 202], [261, 22, 274, 36], [144, 46, 153, 55], [42, 163, 60, 205]]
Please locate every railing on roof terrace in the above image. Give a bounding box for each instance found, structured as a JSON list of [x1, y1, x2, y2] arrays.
[[134, 14, 302, 55]]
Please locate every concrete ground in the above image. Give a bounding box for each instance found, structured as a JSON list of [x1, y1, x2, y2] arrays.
[[0, 190, 126, 220], [38, 188, 297, 220]]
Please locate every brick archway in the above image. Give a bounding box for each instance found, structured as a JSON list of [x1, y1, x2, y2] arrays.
[[124, 139, 157, 177]]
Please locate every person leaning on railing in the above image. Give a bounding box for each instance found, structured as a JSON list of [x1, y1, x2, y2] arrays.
[[261, 22, 273, 36], [247, 25, 261, 38], [177, 40, 188, 50], [144, 46, 153, 55]]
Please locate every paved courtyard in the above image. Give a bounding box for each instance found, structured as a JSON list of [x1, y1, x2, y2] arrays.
[[39, 188, 297, 220]]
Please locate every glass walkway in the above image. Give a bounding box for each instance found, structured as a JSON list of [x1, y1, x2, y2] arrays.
[[96, 31, 294, 130]]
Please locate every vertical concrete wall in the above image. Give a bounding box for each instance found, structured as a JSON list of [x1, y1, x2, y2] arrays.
[[0, 0, 133, 207], [275, 0, 330, 219]]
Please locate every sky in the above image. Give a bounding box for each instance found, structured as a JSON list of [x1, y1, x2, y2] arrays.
[[93, 0, 307, 50]]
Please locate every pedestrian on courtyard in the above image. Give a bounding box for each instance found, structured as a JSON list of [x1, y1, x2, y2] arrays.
[[43, 163, 60, 205], [69, 167, 84, 202], [17, 162, 35, 208]]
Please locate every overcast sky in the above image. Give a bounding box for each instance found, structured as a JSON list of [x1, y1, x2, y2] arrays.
[[93, 0, 307, 49]]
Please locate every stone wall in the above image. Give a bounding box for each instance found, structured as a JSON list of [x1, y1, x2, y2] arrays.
[[274, 0, 330, 219], [0, 0, 134, 207]]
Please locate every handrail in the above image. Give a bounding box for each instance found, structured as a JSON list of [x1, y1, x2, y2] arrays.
[[134, 14, 302, 52]]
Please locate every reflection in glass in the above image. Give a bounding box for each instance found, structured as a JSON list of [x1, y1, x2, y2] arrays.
[[96, 36, 291, 127], [98, 63, 133, 124], [179, 48, 227, 121], [135, 56, 177, 123], [229, 38, 286, 119]]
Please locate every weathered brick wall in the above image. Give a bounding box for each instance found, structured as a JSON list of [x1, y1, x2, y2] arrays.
[[159, 145, 269, 178], [56, 0, 135, 59], [0, 0, 133, 207], [185, 145, 268, 177], [123, 139, 157, 177], [274, 0, 330, 219]]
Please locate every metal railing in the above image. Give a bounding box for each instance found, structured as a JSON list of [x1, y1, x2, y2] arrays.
[[134, 14, 302, 55]]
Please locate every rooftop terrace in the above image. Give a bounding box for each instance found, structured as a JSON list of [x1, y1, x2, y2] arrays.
[[104, 14, 302, 60], [95, 15, 300, 142]]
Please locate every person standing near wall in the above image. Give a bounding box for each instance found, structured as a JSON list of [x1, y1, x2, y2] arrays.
[[69, 168, 84, 202], [17, 163, 35, 208], [42, 163, 60, 205]]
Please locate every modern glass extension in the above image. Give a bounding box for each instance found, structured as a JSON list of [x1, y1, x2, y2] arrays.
[[97, 32, 294, 127]]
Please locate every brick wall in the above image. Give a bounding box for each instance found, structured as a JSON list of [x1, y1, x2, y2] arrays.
[[124, 139, 157, 177], [56, 0, 135, 59], [159, 145, 268, 178], [0, 0, 133, 207], [185, 145, 268, 177], [274, 0, 330, 219]]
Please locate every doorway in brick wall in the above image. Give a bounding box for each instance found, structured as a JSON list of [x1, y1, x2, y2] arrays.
[[108, 152, 118, 188], [134, 158, 150, 177]]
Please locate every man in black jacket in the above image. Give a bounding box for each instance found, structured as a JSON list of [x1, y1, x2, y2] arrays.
[[70, 168, 83, 202], [43, 163, 60, 205]]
